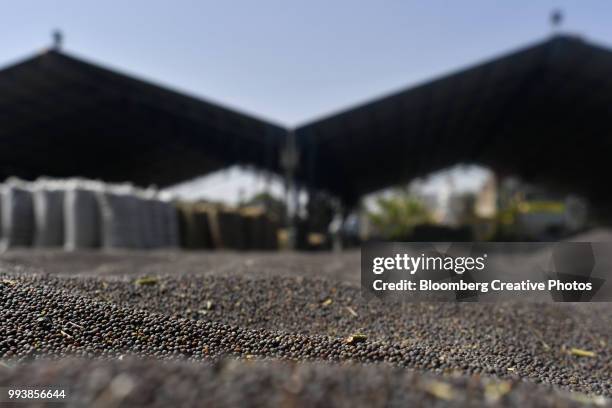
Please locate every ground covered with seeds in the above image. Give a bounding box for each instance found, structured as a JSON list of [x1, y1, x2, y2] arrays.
[[0, 250, 610, 407], [1, 358, 609, 408]]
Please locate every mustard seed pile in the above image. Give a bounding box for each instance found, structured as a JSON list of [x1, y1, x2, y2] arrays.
[[0, 251, 610, 407]]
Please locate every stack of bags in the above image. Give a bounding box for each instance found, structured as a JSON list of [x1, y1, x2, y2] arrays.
[[240, 207, 279, 250], [176, 202, 215, 249], [176, 202, 278, 250], [0, 178, 179, 251], [0, 178, 35, 249]]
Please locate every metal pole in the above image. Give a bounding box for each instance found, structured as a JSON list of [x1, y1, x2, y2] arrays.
[[281, 129, 299, 249]]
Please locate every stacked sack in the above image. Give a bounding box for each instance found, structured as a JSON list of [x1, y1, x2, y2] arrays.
[[157, 191, 180, 248], [176, 202, 278, 250], [176, 202, 215, 249], [33, 178, 66, 247], [96, 185, 180, 249], [64, 178, 101, 249], [240, 207, 279, 250], [0, 177, 180, 251], [0, 177, 277, 252], [0, 178, 35, 250]]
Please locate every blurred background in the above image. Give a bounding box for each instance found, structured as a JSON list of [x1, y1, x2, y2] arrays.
[[1, 1, 612, 251]]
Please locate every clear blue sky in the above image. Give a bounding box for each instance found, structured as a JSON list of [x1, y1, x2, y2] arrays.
[[3, 1, 612, 126]]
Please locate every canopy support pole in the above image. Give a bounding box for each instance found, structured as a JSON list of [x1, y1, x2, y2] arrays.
[[281, 130, 300, 249]]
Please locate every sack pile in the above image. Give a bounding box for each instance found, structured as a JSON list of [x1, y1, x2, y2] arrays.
[[0, 177, 278, 251], [63, 179, 101, 249], [240, 207, 279, 250], [0, 178, 180, 250], [1, 178, 35, 249], [176, 202, 215, 249], [33, 179, 66, 247], [177, 203, 278, 250]]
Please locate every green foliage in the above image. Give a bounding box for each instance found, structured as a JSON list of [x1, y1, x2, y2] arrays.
[[368, 192, 432, 240]]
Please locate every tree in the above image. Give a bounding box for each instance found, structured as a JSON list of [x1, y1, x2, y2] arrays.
[[368, 191, 432, 240]]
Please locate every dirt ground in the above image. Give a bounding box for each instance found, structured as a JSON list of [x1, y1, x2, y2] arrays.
[[0, 249, 362, 282]]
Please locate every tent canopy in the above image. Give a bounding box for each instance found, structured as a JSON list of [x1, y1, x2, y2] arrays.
[[296, 35, 612, 206], [0, 49, 286, 187], [3, 35, 612, 209]]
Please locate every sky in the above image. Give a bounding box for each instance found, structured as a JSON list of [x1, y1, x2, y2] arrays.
[[2, 1, 612, 202], [4, 1, 612, 126]]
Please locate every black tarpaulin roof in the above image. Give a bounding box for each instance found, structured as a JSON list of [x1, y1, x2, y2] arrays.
[[0, 49, 286, 187], [295, 35, 612, 206], [3, 35, 612, 208]]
